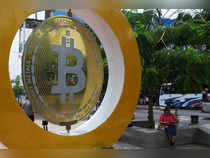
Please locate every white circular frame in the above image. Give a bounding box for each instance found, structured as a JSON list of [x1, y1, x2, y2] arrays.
[[9, 9, 125, 136], [70, 9, 125, 136]]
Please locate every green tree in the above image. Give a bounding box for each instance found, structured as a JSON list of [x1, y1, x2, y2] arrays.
[[124, 9, 210, 128], [11, 75, 25, 104]]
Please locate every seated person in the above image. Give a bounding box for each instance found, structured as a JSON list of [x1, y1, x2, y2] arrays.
[[160, 107, 179, 146]]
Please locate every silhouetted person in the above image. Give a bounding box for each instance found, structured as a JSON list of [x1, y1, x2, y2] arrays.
[[42, 118, 48, 131], [22, 97, 34, 122], [202, 88, 210, 102]]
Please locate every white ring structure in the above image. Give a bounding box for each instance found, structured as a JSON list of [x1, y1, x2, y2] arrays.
[[70, 9, 125, 136]]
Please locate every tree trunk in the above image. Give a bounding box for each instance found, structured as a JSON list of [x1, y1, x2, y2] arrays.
[[147, 88, 155, 129]]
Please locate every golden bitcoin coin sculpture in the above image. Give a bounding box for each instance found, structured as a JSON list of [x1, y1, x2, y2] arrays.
[[22, 16, 103, 124], [0, 9, 141, 149]]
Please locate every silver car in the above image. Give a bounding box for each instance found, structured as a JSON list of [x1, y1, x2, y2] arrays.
[[201, 102, 210, 113]]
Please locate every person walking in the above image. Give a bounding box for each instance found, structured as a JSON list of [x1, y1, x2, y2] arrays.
[[202, 87, 210, 102], [160, 107, 179, 146], [22, 97, 34, 122], [42, 118, 48, 131]]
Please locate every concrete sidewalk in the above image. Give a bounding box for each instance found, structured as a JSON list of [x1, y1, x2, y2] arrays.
[[118, 124, 210, 149], [34, 114, 86, 135]]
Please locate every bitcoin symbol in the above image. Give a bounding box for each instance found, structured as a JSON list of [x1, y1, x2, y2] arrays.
[[22, 16, 104, 124], [51, 31, 86, 104]]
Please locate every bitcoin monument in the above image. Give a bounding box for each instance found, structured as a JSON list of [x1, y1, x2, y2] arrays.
[[22, 16, 104, 124], [0, 9, 141, 149]]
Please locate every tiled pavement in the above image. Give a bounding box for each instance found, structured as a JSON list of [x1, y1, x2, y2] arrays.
[[34, 114, 86, 135], [113, 142, 210, 149], [1, 109, 210, 149]]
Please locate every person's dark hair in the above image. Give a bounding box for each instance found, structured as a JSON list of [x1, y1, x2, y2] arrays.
[[164, 107, 170, 112]]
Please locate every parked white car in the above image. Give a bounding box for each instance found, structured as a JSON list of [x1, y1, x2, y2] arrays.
[[201, 102, 210, 113]]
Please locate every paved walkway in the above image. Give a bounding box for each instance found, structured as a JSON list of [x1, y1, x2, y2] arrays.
[[34, 114, 86, 135], [1, 141, 209, 150], [113, 142, 210, 149], [199, 124, 210, 134]]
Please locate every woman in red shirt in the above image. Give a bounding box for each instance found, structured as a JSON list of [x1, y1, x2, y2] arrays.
[[160, 107, 179, 146]]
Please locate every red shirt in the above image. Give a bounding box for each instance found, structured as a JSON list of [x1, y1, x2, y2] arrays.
[[160, 113, 177, 126]]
